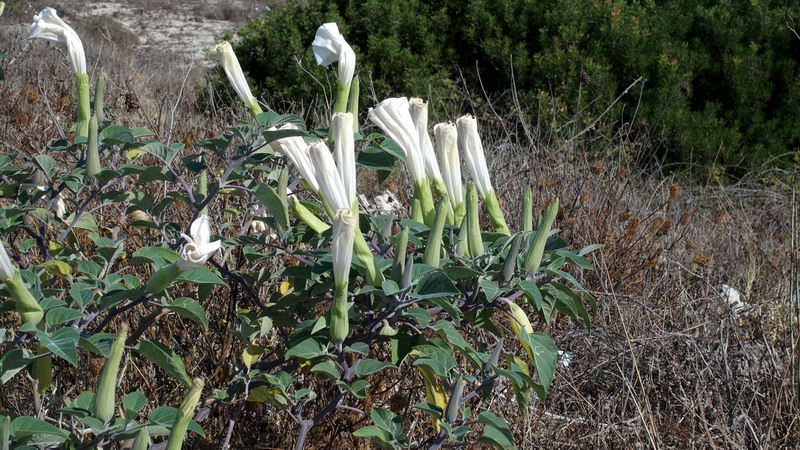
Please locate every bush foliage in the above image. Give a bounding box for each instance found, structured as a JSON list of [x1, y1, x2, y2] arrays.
[[229, 0, 800, 174]]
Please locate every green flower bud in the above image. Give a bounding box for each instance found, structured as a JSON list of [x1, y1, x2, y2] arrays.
[[86, 114, 100, 179], [94, 71, 106, 123], [423, 196, 449, 267], [130, 427, 150, 450], [501, 234, 522, 283], [390, 227, 409, 283], [466, 184, 484, 257], [290, 197, 330, 233], [444, 375, 465, 423], [522, 186, 533, 233], [94, 323, 129, 423], [165, 378, 204, 450], [524, 198, 559, 276]]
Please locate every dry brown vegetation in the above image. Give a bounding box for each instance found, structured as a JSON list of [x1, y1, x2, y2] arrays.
[[1, 2, 798, 449]]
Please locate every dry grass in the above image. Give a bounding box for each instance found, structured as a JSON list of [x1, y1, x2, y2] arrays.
[[1, 4, 798, 449]]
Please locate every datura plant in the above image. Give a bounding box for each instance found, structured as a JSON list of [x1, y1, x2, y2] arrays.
[[0, 13, 599, 450]]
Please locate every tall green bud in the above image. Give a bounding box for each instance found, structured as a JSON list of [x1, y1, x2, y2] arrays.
[[466, 185, 484, 257], [347, 75, 360, 132], [94, 71, 106, 123], [423, 196, 449, 267], [391, 227, 409, 283], [290, 197, 330, 233], [94, 323, 129, 423], [524, 198, 559, 276], [86, 114, 100, 179], [130, 427, 150, 450], [165, 378, 204, 450], [75, 72, 91, 140], [521, 186, 533, 233]]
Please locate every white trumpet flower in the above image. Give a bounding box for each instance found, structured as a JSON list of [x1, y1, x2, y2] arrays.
[[332, 112, 356, 206], [312, 22, 355, 87], [368, 97, 427, 184], [269, 124, 320, 192], [332, 208, 357, 286], [53, 193, 66, 220], [456, 115, 493, 197], [434, 122, 464, 206], [177, 215, 222, 271], [409, 98, 443, 184], [0, 240, 15, 282], [309, 141, 350, 212], [214, 41, 261, 114], [27, 7, 86, 75]]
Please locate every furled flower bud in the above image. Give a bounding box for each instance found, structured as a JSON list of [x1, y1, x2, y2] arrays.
[[434, 122, 464, 218], [312, 22, 356, 87], [214, 41, 262, 115], [409, 98, 444, 187], [309, 141, 350, 212], [332, 112, 356, 206], [94, 324, 129, 424], [0, 240, 43, 325], [524, 198, 559, 276], [165, 378, 204, 450], [332, 209, 357, 287]]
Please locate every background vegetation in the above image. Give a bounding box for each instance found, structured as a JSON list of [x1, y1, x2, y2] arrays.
[[227, 0, 800, 178]]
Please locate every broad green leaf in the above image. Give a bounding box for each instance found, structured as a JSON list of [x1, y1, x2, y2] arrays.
[[519, 332, 557, 397], [0, 348, 33, 384], [176, 267, 226, 286], [136, 339, 191, 386], [412, 270, 459, 299], [477, 412, 517, 449], [123, 392, 147, 416], [431, 321, 471, 352], [337, 379, 369, 398], [148, 406, 204, 436], [37, 327, 79, 366], [371, 407, 403, 437], [46, 307, 83, 326], [32, 155, 56, 179], [11, 416, 69, 439], [165, 297, 208, 330], [78, 333, 116, 357], [355, 359, 396, 377], [310, 359, 341, 380], [41, 260, 72, 277], [137, 141, 179, 165], [100, 126, 135, 144], [352, 425, 392, 444], [131, 246, 179, 266], [285, 338, 326, 360], [254, 183, 288, 229]]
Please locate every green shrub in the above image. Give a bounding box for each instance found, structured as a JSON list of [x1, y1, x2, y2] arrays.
[[224, 0, 800, 176]]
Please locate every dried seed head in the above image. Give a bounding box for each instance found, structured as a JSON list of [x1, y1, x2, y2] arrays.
[[668, 183, 682, 199], [714, 210, 728, 224]]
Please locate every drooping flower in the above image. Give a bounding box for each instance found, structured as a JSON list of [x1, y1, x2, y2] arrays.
[[332, 209, 356, 286], [27, 7, 86, 75], [332, 112, 356, 206], [53, 193, 66, 220], [309, 141, 350, 212], [312, 22, 355, 87], [177, 215, 222, 271], [214, 41, 262, 115], [269, 124, 319, 192], [369, 97, 426, 184]]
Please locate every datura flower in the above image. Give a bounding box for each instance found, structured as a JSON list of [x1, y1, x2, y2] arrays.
[[434, 122, 464, 219], [27, 7, 86, 75], [0, 240, 14, 282], [409, 98, 444, 186], [53, 193, 66, 220], [456, 115, 510, 235], [214, 41, 262, 115], [312, 22, 356, 87], [177, 215, 222, 271], [369, 97, 427, 184], [309, 141, 351, 212], [269, 124, 320, 192], [332, 112, 356, 207]]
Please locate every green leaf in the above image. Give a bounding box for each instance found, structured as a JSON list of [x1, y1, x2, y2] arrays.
[[338, 379, 369, 398], [412, 270, 459, 299], [45, 307, 83, 326], [131, 246, 179, 266], [73, 213, 99, 234], [371, 407, 403, 437], [480, 279, 501, 301], [543, 282, 592, 330], [401, 308, 431, 327], [355, 359, 396, 377], [136, 339, 191, 386], [11, 416, 69, 439], [431, 321, 471, 352], [123, 392, 147, 416], [37, 327, 79, 366], [310, 359, 341, 380], [254, 183, 288, 229], [352, 425, 393, 444], [32, 155, 56, 179], [285, 338, 326, 360], [148, 406, 204, 436], [176, 267, 226, 286], [78, 333, 116, 357], [165, 297, 209, 330], [137, 141, 179, 165], [101, 126, 135, 144], [477, 412, 517, 449], [0, 348, 33, 384], [519, 332, 557, 397]]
